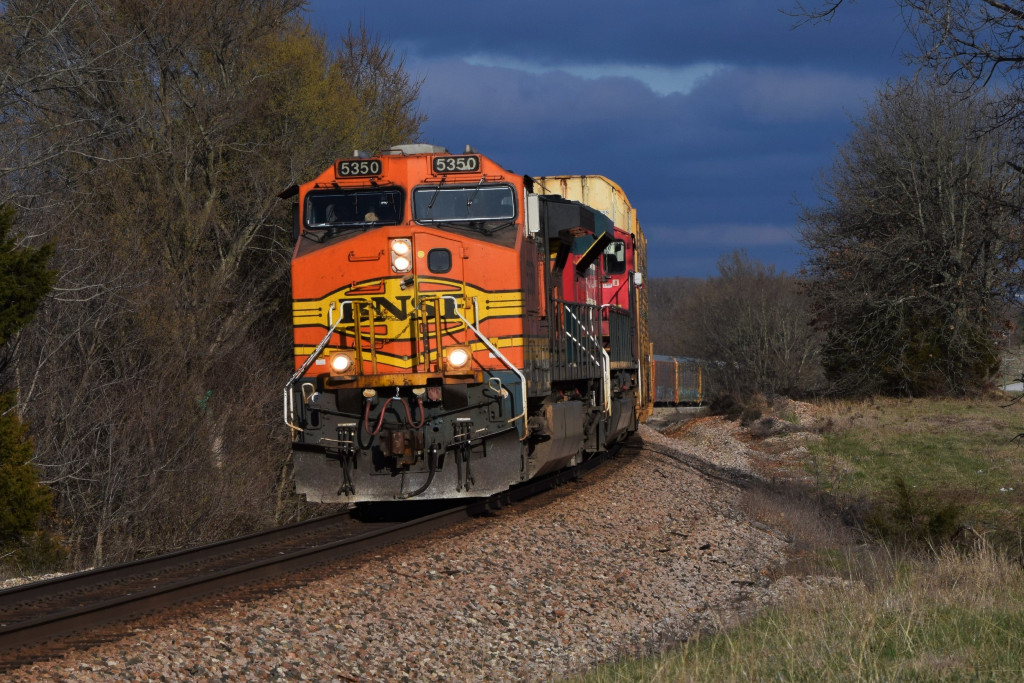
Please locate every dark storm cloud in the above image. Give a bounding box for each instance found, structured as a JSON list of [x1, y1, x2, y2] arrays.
[[409, 57, 874, 275], [307, 0, 910, 277], [310, 0, 907, 74]]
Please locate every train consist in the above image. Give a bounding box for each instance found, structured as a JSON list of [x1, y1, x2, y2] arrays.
[[652, 356, 708, 405], [281, 145, 652, 502]]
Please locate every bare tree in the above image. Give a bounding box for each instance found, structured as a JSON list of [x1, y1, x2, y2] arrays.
[[793, 0, 1024, 86], [800, 78, 1024, 396], [648, 276, 703, 357], [0, 2, 424, 567], [675, 251, 823, 398], [792, 0, 1024, 138]]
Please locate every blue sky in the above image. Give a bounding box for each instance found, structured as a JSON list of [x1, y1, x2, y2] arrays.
[[308, 1, 910, 278]]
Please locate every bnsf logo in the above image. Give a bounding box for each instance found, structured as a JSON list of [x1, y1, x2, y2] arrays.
[[339, 296, 460, 323]]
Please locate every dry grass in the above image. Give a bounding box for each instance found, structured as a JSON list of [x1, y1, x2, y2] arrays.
[[577, 538, 1024, 683], [571, 396, 1024, 682], [804, 397, 1024, 545], [739, 482, 855, 576]]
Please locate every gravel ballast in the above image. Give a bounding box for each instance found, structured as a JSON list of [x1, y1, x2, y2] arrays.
[[7, 423, 793, 681]]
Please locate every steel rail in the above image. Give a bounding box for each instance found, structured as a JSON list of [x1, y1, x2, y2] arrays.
[[0, 440, 624, 666], [0, 507, 464, 662], [0, 511, 364, 618]]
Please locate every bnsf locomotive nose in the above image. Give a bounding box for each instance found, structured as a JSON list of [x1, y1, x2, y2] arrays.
[[285, 150, 651, 503]]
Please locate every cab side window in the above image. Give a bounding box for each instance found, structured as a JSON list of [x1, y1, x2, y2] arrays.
[[603, 240, 626, 275]]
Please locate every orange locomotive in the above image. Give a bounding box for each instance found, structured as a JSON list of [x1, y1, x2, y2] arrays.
[[282, 145, 650, 502]]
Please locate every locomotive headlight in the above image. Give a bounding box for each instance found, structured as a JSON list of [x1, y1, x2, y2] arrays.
[[391, 239, 413, 273], [328, 351, 355, 375], [445, 346, 471, 370]]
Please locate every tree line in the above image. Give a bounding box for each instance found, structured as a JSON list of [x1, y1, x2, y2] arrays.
[[5, 0, 1024, 573], [652, 0, 1024, 403], [0, 0, 422, 571]]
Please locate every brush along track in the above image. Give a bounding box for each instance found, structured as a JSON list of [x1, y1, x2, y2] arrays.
[[0, 445, 615, 670]]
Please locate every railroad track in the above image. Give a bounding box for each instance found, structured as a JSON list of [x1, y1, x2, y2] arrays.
[[0, 444, 619, 669]]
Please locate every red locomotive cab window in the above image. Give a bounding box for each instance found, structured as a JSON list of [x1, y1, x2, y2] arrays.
[[427, 248, 452, 273], [603, 240, 627, 275]]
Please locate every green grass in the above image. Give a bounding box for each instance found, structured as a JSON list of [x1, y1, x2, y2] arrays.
[[572, 396, 1024, 682], [807, 398, 1024, 538], [577, 546, 1024, 682]]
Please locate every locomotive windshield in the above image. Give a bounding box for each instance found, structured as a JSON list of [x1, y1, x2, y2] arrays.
[[413, 185, 515, 223], [305, 189, 402, 230], [412, 184, 517, 246]]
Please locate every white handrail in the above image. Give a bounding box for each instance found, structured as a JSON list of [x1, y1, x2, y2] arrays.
[[563, 304, 601, 367], [283, 301, 350, 432], [565, 304, 610, 414], [442, 296, 529, 440], [601, 302, 642, 411]]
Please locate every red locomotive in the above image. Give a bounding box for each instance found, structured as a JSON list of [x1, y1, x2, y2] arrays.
[[281, 145, 651, 502]]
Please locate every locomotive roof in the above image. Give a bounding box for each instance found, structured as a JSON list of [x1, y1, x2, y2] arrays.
[[532, 174, 640, 238]]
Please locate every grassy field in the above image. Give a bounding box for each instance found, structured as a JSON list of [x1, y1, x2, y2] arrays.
[[574, 396, 1024, 682], [809, 398, 1024, 545]]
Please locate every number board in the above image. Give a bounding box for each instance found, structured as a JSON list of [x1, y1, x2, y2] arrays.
[[336, 159, 382, 177], [432, 155, 480, 174]]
